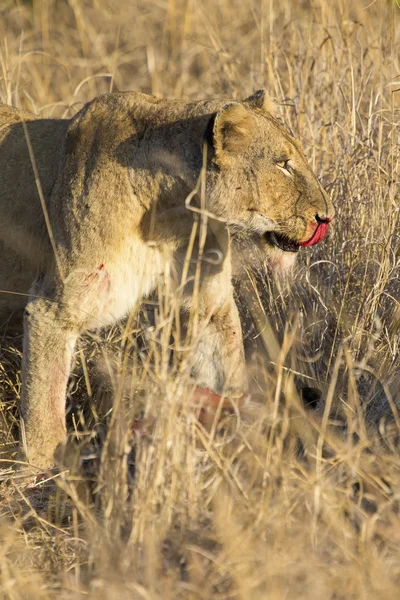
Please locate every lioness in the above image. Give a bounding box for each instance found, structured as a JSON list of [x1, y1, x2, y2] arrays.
[[0, 90, 334, 470]]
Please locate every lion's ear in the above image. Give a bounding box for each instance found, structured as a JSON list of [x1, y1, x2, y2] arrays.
[[244, 89, 277, 115], [211, 103, 255, 161]]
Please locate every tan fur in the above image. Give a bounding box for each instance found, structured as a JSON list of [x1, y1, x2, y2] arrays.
[[0, 90, 334, 469]]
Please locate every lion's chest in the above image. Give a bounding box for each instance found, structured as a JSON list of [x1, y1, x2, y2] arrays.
[[96, 238, 167, 327]]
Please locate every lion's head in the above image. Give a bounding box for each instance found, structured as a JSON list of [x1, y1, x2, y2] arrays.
[[203, 90, 334, 269]]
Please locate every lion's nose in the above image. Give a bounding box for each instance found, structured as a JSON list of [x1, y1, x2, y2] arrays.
[[315, 213, 333, 224]]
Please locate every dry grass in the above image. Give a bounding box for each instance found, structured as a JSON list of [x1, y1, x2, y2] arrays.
[[1, 0, 400, 597]]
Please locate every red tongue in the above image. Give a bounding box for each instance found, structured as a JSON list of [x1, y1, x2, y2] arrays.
[[299, 222, 329, 247]]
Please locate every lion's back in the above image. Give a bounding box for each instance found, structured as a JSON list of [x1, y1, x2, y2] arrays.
[[0, 106, 70, 318], [0, 105, 69, 213]]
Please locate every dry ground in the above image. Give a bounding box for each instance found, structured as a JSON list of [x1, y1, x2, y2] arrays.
[[0, 0, 400, 598]]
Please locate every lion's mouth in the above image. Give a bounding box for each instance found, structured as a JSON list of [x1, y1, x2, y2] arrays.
[[264, 231, 300, 253], [299, 221, 329, 247], [264, 222, 330, 252]]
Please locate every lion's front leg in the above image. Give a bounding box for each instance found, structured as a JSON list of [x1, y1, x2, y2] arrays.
[[178, 224, 248, 399], [190, 295, 247, 398], [20, 292, 77, 470], [20, 264, 111, 471]]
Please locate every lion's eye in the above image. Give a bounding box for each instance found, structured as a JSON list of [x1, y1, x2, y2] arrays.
[[276, 159, 292, 173]]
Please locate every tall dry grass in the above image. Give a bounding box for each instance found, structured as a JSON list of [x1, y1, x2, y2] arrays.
[[0, 0, 400, 598]]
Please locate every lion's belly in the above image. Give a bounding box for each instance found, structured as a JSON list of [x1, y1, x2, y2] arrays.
[[0, 240, 42, 329]]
